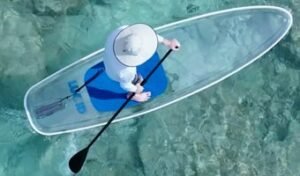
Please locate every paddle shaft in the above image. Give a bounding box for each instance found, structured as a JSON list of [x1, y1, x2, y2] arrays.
[[87, 49, 173, 148], [75, 68, 104, 93]]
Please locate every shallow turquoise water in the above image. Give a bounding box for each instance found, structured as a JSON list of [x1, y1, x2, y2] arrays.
[[0, 0, 300, 175]]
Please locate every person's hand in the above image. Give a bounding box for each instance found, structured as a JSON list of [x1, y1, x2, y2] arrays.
[[168, 39, 180, 51]]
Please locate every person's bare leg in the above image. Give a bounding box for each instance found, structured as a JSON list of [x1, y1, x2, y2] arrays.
[[128, 92, 151, 102]]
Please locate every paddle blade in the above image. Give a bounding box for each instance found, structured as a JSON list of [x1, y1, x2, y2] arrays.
[[34, 101, 65, 118], [69, 147, 89, 173]]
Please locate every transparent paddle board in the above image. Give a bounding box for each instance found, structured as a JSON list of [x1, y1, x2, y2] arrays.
[[24, 6, 293, 135]]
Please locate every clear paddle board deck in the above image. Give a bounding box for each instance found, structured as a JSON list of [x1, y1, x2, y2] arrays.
[[24, 6, 293, 135]]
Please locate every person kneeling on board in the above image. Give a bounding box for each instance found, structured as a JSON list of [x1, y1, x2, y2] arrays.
[[103, 24, 180, 102]]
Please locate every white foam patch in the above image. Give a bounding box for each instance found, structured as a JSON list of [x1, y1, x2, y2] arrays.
[[58, 133, 78, 175]]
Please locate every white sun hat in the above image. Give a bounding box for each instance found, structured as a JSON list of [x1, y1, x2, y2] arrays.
[[113, 24, 158, 67]]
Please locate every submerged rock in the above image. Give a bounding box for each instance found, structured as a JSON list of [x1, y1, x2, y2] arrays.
[[0, 8, 46, 108], [92, 0, 112, 6], [186, 4, 200, 14], [275, 32, 300, 70], [31, 0, 88, 16]]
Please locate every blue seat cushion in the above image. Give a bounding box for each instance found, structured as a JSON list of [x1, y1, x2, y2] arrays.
[[84, 52, 168, 112]]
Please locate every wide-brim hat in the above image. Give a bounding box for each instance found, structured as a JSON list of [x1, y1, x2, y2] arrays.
[[113, 24, 158, 67]]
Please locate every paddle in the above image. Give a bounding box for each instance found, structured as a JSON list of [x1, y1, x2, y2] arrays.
[[68, 49, 174, 173]]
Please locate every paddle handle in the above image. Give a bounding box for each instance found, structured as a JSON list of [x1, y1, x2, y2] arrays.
[[87, 49, 173, 148]]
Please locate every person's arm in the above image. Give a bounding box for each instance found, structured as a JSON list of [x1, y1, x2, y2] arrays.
[[157, 34, 180, 50]]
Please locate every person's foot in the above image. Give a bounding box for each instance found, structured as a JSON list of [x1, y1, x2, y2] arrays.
[[130, 92, 151, 102]]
